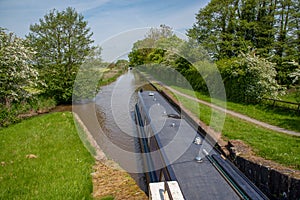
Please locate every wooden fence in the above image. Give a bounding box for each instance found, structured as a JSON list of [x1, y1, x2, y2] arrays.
[[262, 98, 300, 113]]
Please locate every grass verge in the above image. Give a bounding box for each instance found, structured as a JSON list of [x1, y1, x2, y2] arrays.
[[177, 94, 300, 170], [171, 85, 300, 133], [0, 112, 94, 199]]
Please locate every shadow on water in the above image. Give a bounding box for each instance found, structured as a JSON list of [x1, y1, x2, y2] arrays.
[[73, 70, 155, 193]]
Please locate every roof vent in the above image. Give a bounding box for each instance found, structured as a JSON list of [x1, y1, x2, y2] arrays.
[[195, 154, 203, 163], [194, 137, 202, 145]]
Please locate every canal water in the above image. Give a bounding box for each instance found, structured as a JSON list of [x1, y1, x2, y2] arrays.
[[73, 70, 154, 192]]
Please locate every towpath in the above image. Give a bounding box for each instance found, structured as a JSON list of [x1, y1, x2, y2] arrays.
[[163, 85, 300, 137]]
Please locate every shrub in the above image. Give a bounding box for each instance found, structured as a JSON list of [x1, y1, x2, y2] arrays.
[[217, 51, 283, 103]]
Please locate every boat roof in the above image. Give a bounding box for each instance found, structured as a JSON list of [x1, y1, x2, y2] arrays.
[[138, 90, 241, 200]]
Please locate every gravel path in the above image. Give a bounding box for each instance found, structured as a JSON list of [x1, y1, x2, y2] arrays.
[[164, 85, 300, 137]]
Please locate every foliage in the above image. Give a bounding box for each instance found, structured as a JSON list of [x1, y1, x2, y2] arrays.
[[217, 51, 283, 102], [0, 96, 56, 127], [73, 46, 104, 102], [129, 25, 186, 66], [129, 25, 225, 100], [145, 24, 173, 41], [130, 25, 284, 104], [294, 87, 300, 103], [289, 64, 300, 84], [0, 28, 58, 127], [27, 7, 94, 103], [188, 0, 300, 85], [73, 49, 129, 102], [289, 62, 300, 102], [128, 25, 210, 68], [115, 59, 129, 69], [0, 28, 40, 108], [178, 39, 211, 63]]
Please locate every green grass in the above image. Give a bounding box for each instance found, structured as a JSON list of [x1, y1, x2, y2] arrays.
[[171, 85, 300, 133], [0, 112, 94, 199], [177, 94, 300, 170], [279, 89, 299, 103]]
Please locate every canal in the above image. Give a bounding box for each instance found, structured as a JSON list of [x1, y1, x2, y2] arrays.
[[73, 70, 154, 192]]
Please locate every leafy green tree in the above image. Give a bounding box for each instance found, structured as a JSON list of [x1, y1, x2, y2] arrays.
[[289, 0, 300, 64], [128, 48, 154, 66], [129, 25, 209, 67], [129, 25, 216, 96], [0, 28, 39, 108], [188, 0, 299, 85], [145, 24, 173, 41], [273, 0, 300, 85], [128, 25, 175, 66], [188, 0, 278, 60], [27, 7, 94, 103], [72, 46, 103, 102], [187, 0, 243, 59], [178, 39, 210, 63]]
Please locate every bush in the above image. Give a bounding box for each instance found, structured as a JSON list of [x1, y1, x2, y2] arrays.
[[217, 51, 283, 103], [0, 105, 20, 127], [0, 29, 40, 108], [289, 67, 300, 103], [0, 96, 56, 127]]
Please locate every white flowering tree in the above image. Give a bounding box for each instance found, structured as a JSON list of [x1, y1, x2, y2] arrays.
[[219, 51, 283, 103], [0, 28, 39, 108]]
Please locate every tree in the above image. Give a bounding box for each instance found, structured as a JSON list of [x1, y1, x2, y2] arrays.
[[188, 0, 299, 85], [0, 28, 39, 108], [129, 25, 214, 94], [128, 25, 175, 66], [73, 46, 104, 102], [129, 25, 210, 67], [187, 0, 279, 60], [145, 24, 173, 41], [178, 39, 210, 63], [217, 50, 283, 102], [289, 62, 300, 102], [289, 0, 300, 64], [27, 7, 94, 103]]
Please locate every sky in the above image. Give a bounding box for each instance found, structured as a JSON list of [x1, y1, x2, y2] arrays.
[[0, 0, 209, 61]]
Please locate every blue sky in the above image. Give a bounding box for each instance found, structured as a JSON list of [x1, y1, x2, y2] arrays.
[[0, 0, 209, 61]]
